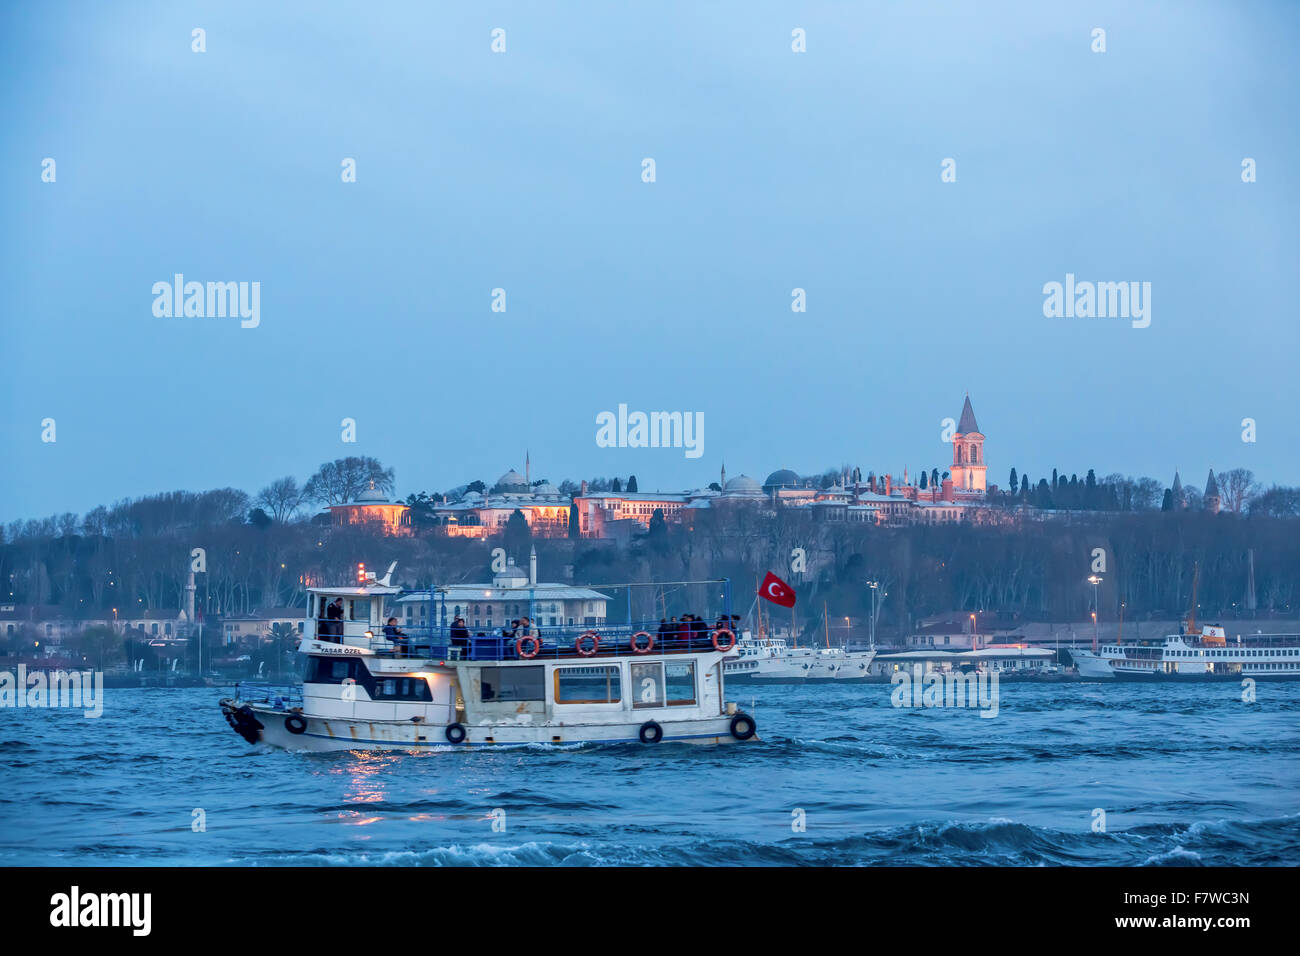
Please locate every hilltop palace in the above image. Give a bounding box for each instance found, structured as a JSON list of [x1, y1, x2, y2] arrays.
[[324, 396, 999, 539]]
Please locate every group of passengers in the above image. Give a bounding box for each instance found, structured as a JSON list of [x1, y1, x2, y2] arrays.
[[500, 617, 537, 640], [384, 615, 476, 658], [656, 613, 740, 647]]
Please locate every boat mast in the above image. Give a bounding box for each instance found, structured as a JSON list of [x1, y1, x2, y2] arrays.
[[824, 600, 831, 649], [1187, 562, 1199, 634]]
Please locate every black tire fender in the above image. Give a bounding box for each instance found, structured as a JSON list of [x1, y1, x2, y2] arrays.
[[729, 713, 757, 741]]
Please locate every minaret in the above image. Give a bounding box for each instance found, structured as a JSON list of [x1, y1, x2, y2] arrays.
[[720, 462, 727, 488], [949, 394, 987, 493], [1204, 469, 1221, 514], [525, 450, 530, 487], [529, 544, 538, 585]]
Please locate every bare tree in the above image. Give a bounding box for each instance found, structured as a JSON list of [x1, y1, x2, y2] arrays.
[[1218, 468, 1259, 514], [256, 476, 304, 523], [304, 457, 395, 505]]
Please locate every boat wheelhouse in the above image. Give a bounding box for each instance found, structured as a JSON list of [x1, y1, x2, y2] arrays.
[[220, 567, 758, 750]]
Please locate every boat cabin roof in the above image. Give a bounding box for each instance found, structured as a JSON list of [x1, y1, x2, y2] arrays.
[[306, 585, 403, 598]]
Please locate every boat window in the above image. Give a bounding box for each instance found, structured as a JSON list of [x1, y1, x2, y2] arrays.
[[480, 666, 544, 703], [373, 677, 433, 702], [555, 665, 622, 704], [348, 598, 371, 622], [665, 661, 696, 705], [631, 662, 665, 708], [303, 657, 362, 684]]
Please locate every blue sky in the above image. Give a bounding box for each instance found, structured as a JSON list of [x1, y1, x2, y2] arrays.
[[2, 1, 1297, 521]]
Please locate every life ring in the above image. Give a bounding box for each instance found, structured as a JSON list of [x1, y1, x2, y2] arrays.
[[576, 631, 600, 657], [284, 713, 307, 735], [729, 713, 757, 741], [712, 628, 736, 652], [444, 722, 467, 744], [638, 720, 663, 744], [516, 635, 541, 659], [630, 631, 655, 654]]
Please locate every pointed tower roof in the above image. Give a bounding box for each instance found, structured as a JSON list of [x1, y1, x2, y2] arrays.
[[1205, 469, 1219, 498], [956, 395, 980, 434], [1172, 470, 1183, 493]]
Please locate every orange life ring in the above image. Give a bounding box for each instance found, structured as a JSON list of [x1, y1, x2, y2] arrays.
[[516, 635, 541, 659], [712, 628, 736, 652], [575, 631, 600, 657], [630, 630, 655, 654]]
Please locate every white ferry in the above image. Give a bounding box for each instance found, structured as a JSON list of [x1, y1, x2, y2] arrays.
[[724, 632, 876, 682], [1072, 625, 1300, 680], [219, 564, 758, 750]]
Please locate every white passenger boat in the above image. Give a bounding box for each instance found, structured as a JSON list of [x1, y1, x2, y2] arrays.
[[219, 567, 759, 750], [1072, 625, 1300, 680], [724, 632, 875, 682]]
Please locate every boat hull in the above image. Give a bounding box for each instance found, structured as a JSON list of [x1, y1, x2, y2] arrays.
[[221, 698, 754, 751]]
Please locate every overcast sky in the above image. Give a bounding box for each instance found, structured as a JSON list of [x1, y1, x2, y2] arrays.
[[2, 1, 1297, 521]]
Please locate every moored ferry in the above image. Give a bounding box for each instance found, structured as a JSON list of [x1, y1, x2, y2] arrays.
[[724, 632, 876, 681], [220, 561, 758, 750], [1072, 625, 1300, 680]]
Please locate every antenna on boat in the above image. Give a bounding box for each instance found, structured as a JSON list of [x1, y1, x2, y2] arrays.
[[1186, 562, 1199, 634], [377, 562, 397, 587]]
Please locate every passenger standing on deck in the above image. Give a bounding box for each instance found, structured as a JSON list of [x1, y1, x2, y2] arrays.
[[326, 598, 344, 641], [450, 617, 470, 652]]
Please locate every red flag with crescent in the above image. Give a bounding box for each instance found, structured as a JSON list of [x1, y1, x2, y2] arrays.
[[759, 572, 797, 608]]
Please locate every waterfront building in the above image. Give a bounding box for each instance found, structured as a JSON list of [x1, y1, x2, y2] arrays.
[[394, 548, 609, 632]]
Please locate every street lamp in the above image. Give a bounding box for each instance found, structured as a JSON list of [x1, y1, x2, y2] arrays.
[[867, 581, 880, 649], [1087, 575, 1102, 650]]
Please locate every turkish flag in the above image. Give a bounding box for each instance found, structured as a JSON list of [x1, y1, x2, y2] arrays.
[[758, 572, 797, 608]]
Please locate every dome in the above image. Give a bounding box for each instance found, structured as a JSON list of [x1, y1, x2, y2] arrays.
[[763, 469, 801, 492], [492, 469, 530, 494], [723, 475, 763, 496], [356, 480, 389, 503], [533, 481, 561, 496]]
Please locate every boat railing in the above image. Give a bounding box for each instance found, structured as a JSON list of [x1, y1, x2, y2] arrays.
[[233, 681, 304, 710], [313, 621, 740, 663]]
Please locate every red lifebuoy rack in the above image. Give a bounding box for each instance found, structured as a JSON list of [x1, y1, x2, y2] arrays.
[[630, 631, 655, 654], [576, 631, 600, 657], [516, 635, 541, 659], [712, 628, 736, 652]]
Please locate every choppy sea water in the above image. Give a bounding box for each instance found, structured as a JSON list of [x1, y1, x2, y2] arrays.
[[1, 682, 1297, 866]]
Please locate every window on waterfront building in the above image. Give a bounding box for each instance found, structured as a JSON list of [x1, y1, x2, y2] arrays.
[[554, 665, 622, 704]]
